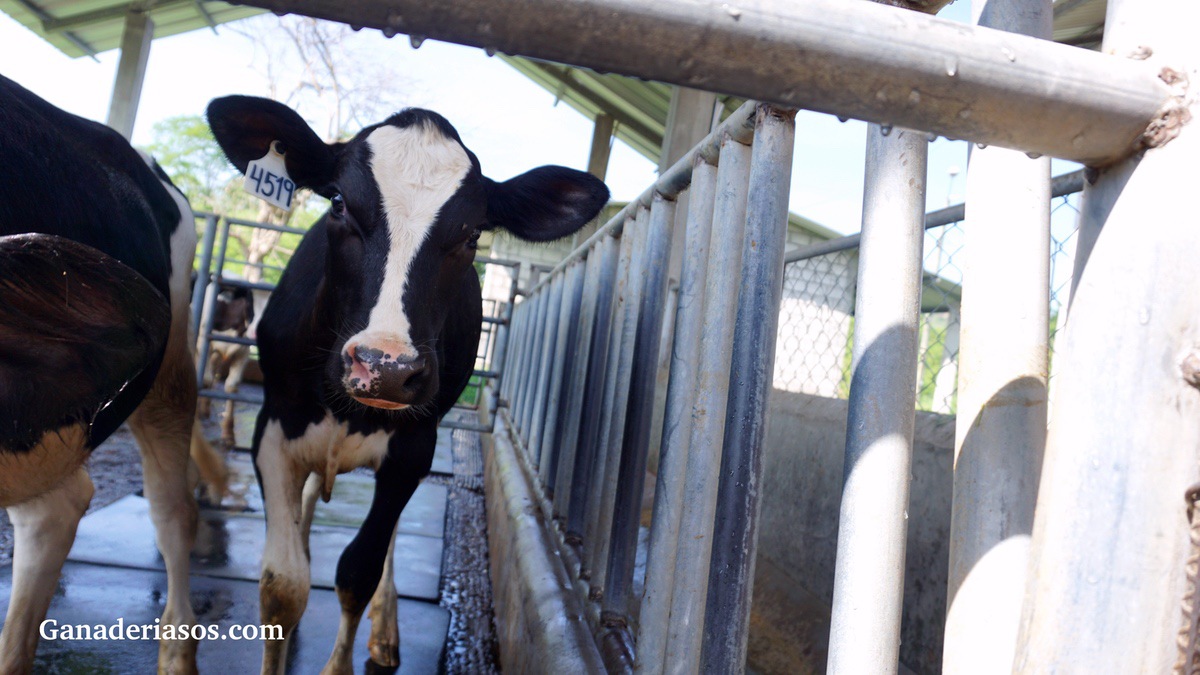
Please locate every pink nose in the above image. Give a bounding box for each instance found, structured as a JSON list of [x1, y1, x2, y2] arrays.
[[342, 340, 427, 409]]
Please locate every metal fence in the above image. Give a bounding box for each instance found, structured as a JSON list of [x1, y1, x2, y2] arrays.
[[500, 100, 794, 672], [191, 214, 520, 437], [773, 170, 1085, 415]]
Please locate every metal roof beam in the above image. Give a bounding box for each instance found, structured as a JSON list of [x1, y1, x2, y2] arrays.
[[10, 0, 98, 57], [230, 0, 1172, 165], [44, 0, 190, 32]]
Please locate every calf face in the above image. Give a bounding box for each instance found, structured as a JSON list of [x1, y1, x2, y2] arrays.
[[208, 97, 608, 410]]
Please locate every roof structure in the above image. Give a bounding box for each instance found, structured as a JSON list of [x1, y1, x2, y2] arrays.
[[0, 0, 260, 58]]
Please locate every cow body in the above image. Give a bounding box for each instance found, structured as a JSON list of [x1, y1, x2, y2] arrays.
[[208, 97, 607, 673], [0, 74, 199, 673]]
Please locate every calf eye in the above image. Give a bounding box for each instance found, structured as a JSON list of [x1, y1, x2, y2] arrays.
[[331, 193, 346, 217], [467, 230, 481, 250]]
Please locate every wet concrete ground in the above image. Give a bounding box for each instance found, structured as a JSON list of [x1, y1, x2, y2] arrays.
[[0, 388, 500, 673]]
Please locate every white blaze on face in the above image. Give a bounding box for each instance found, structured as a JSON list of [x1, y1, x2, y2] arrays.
[[349, 122, 472, 359]]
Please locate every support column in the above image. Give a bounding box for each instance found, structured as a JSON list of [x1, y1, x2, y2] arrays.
[[106, 7, 154, 140], [943, 3, 1052, 672], [1015, 1, 1200, 672], [826, 124, 927, 675]]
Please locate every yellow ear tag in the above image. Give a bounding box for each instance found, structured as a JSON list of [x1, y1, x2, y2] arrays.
[[243, 141, 296, 212]]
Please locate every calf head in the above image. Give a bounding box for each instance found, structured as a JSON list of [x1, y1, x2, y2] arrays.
[[213, 283, 254, 335], [208, 97, 608, 410]]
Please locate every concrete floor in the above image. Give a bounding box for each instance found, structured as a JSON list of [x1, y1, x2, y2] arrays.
[[0, 393, 490, 674]]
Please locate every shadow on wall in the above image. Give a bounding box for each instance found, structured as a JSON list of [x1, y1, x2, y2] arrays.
[[750, 389, 954, 675]]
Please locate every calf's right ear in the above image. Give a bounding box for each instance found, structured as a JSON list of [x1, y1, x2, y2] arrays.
[[207, 96, 338, 191]]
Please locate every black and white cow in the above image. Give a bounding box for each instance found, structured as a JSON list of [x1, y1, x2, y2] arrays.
[[207, 96, 608, 673], [0, 74, 199, 673]]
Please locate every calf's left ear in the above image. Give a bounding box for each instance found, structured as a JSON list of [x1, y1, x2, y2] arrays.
[[484, 166, 610, 242]]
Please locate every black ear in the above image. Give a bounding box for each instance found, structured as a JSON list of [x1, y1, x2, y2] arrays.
[[207, 95, 338, 191], [484, 166, 610, 242]]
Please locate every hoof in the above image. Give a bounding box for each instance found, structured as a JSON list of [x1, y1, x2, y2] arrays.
[[157, 634, 199, 675], [368, 633, 400, 668]]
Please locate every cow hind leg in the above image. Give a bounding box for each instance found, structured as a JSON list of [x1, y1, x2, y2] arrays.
[[129, 329, 200, 675], [367, 524, 400, 667], [0, 466, 93, 674]]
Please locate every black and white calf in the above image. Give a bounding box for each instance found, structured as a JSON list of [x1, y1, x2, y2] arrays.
[[0, 75, 200, 672], [207, 96, 608, 673]]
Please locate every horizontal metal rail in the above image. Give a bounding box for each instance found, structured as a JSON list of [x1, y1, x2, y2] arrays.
[[231, 0, 1173, 165], [783, 168, 1086, 263], [222, 215, 308, 235]]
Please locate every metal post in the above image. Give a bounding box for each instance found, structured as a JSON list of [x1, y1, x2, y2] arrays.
[[514, 287, 548, 440], [501, 299, 524, 404], [190, 214, 219, 346], [603, 193, 677, 624], [1016, 1, 1200, 671], [554, 248, 602, 520], [827, 124, 928, 675], [106, 7, 154, 140], [528, 274, 564, 464], [944, 2, 1052, 671], [663, 134, 753, 674], [540, 261, 584, 488], [701, 104, 797, 672], [195, 217, 233, 390], [570, 234, 621, 539], [637, 157, 718, 675], [589, 208, 650, 604]]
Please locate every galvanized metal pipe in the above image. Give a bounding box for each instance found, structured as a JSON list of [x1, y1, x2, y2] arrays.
[[943, 2, 1052, 672], [590, 208, 650, 603], [1016, 2, 1200, 671], [236, 0, 1171, 165], [195, 217, 233, 390], [189, 214, 219, 346], [570, 234, 622, 539], [604, 194, 677, 623], [701, 104, 798, 673], [541, 260, 585, 489], [514, 285, 548, 440], [636, 157, 718, 675], [827, 124, 928, 675], [500, 298, 524, 404], [584, 224, 637, 589], [664, 134, 753, 675], [555, 247, 603, 521], [528, 273, 565, 467]]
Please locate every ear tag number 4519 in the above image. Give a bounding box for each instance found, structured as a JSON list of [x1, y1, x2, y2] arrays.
[[243, 141, 296, 212]]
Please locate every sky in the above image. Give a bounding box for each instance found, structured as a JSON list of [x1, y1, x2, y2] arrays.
[[0, 3, 1079, 237]]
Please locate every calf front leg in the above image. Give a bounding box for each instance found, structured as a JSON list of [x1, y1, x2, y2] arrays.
[[322, 425, 435, 675], [367, 523, 400, 667], [0, 466, 93, 674], [255, 416, 311, 675]]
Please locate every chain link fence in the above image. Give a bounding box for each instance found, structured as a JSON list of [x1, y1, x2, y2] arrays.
[[773, 171, 1084, 414]]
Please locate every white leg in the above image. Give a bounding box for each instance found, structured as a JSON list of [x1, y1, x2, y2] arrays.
[[0, 467, 93, 674], [129, 331, 200, 675], [256, 421, 311, 675], [368, 524, 400, 667], [220, 349, 249, 446], [190, 421, 228, 505]]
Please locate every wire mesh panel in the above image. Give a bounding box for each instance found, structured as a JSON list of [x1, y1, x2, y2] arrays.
[[773, 179, 1082, 416]]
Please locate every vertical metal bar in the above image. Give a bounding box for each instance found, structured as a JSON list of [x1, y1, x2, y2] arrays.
[[637, 156, 718, 675], [571, 234, 621, 540], [540, 261, 583, 487], [528, 274, 564, 462], [585, 218, 639, 592], [604, 194, 677, 623], [701, 104, 798, 672], [553, 247, 602, 520], [827, 124, 928, 675], [505, 289, 530, 406], [663, 134, 753, 674], [501, 299, 523, 404], [546, 260, 588, 493], [514, 287, 547, 439], [190, 214, 219, 346], [1016, 2, 1200, 672], [945, 3, 1052, 671], [195, 217, 233, 390]]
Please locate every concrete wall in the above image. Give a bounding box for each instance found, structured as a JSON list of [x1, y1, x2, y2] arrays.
[[751, 389, 954, 675]]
